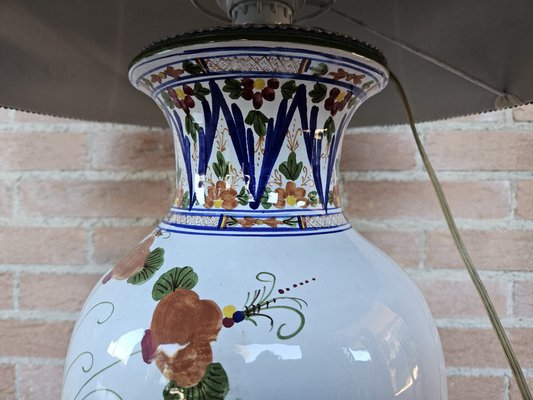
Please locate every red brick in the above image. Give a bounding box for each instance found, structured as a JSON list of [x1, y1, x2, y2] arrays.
[[515, 182, 533, 219], [448, 376, 504, 400], [0, 320, 73, 358], [440, 328, 533, 369], [512, 104, 533, 122], [93, 227, 153, 264], [19, 273, 101, 312], [426, 230, 533, 270], [20, 365, 63, 400], [0, 133, 85, 171], [509, 377, 533, 399], [513, 281, 533, 317], [0, 227, 87, 264], [19, 180, 171, 218], [0, 273, 13, 309], [415, 278, 508, 318], [507, 328, 533, 368], [359, 231, 419, 268], [439, 327, 507, 368], [0, 180, 13, 217], [426, 132, 533, 171], [0, 364, 16, 400], [340, 133, 416, 171], [344, 181, 509, 219], [91, 131, 173, 171]]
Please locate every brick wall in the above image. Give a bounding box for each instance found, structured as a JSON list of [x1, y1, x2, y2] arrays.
[[1, 105, 533, 399]]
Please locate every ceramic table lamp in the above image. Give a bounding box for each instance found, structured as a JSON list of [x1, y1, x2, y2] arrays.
[[61, 25, 447, 400]]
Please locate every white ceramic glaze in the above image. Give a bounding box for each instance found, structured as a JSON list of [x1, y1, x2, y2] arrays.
[[62, 28, 447, 400]]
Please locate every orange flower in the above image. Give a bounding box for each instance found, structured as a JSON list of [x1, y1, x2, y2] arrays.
[[274, 181, 309, 208], [204, 181, 238, 210], [236, 217, 282, 228], [173, 186, 184, 208], [332, 184, 341, 208], [141, 289, 223, 388], [102, 235, 155, 284]]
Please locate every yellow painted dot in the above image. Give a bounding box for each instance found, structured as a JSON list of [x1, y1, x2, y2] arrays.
[[175, 87, 186, 99], [335, 90, 346, 102], [213, 198, 223, 208], [223, 305, 237, 318], [254, 78, 266, 90], [286, 195, 297, 206]]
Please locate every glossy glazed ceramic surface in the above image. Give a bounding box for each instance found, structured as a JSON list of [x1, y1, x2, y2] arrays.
[[62, 33, 447, 400]]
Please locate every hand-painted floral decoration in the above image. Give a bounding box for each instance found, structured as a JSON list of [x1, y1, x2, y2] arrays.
[[102, 232, 164, 284]]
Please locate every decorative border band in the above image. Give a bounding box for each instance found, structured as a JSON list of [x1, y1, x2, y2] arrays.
[[159, 210, 350, 236]]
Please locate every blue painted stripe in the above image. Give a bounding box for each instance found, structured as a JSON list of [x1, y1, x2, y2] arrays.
[[157, 224, 351, 238], [168, 208, 343, 217], [162, 219, 347, 232]]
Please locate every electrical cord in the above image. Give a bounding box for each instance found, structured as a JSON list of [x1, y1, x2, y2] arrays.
[[389, 70, 532, 400]]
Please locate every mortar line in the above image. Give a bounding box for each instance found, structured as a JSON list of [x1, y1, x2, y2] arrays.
[[12, 271, 20, 310], [15, 363, 21, 400], [507, 279, 514, 319], [509, 180, 518, 219], [418, 229, 427, 271], [504, 373, 511, 400]]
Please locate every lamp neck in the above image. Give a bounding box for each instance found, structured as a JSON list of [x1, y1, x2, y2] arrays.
[[129, 39, 388, 235]]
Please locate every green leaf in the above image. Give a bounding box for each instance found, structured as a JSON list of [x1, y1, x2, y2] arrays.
[[237, 186, 249, 205], [323, 116, 336, 142], [127, 248, 165, 285], [347, 96, 357, 109], [182, 60, 203, 75], [279, 151, 303, 181], [161, 92, 174, 109], [222, 78, 242, 99], [245, 110, 268, 137], [227, 216, 239, 227], [283, 217, 299, 227], [163, 363, 229, 400], [185, 115, 199, 142], [308, 191, 319, 207], [309, 62, 329, 76], [152, 266, 198, 301], [212, 151, 229, 180], [309, 82, 327, 103], [328, 190, 334, 205], [244, 110, 256, 125], [182, 191, 190, 209], [280, 80, 297, 99], [140, 78, 154, 90], [193, 82, 211, 101], [260, 187, 273, 209]]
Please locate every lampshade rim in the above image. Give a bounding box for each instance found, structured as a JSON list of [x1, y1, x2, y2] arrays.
[[128, 24, 387, 71]]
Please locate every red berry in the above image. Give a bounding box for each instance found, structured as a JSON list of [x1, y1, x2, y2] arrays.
[[241, 78, 254, 89], [331, 102, 339, 116], [167, 89, 178, 101], [324, 97, 334, 111], [267, 78, 279, 89], [183, 85, 194, 95], [222, 317, 234, 328], [253, 92, 263, 109], [261, 87, 275, 101], [242, 88, 254, 100], [184, 96, 195, 108], [330, 87, 340, 99]]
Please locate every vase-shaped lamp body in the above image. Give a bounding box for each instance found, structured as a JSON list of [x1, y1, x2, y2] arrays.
[[62, 26, 447, 400]]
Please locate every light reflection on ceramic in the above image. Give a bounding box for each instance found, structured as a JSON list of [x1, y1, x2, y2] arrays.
[[62, 27, 447, 400]]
